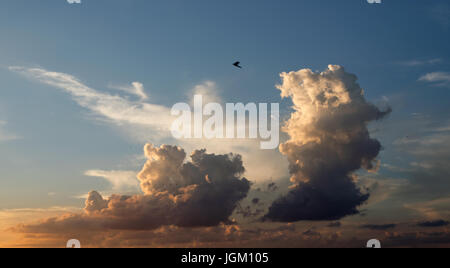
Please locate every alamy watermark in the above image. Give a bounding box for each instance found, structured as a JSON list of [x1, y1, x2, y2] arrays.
[[171, 95, 280, 150], [367, 239, 381, 248], [67, 239, 81, 248]]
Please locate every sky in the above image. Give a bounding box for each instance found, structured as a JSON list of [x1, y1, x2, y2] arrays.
[[1, 0, 450, 248]]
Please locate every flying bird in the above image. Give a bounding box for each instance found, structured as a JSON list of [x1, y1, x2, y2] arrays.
[[233, 61, 242, 69]]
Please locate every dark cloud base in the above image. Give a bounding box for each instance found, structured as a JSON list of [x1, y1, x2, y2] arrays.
[[265, 181, 370, 222], [417, 220, 449, 228], [16, 145, 252, 232]]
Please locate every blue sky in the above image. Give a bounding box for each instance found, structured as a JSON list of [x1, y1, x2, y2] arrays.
[[1, 0, 450, 247], [0, 0, 448, 202]]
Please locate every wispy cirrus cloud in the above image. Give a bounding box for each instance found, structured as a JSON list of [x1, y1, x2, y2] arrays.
[[9, 65, 288, 184], [391, 119, 450, 221], [419, 72, 450, 87], [404, 198, 450, 220], [397, 58, 442, 67], [84, 170, 140, 193], [109, 82, 148, 101], [9, 66, 174, 141], [7, 66, 224, 144]]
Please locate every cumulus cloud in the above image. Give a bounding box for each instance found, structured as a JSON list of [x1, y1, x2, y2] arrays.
[[265, 65, 391, 222], [15, 144, 251, 232], [84, 191, 109, 214], [189, 80, 222, 104]]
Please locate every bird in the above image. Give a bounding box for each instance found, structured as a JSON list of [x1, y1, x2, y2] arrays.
[[233, 61, 242, 69]]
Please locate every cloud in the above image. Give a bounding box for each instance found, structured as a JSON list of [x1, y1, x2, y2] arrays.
[[267, 182, 278, 193], [189, 80, 222, 104], [9, 65, 288, 184], [384, 117, 450, 221], [109, 82, 148, 101], [0, 206, 82, 247], [264, 65, 391, 222], [9, 66, 173, 141], [361, 224, 397, 230], [417, 220, 449, 228], [327, 222, 342, 228], [7, 67, 227, 145], [394, 123, 450, 202], [84, 191, 109, 213], [84, 170, 140, 192], [384, 231, 450, 248], [7, 207, 450, 248], [252, 198, 260, 205], [397, 59, 442, 67], [9, 222, 345, 248], [235, 204, 265, 219], [419, 72, 450, 86], [404, 198, 450, 220], [14, 144, 251, 232], [9, 216, 450, 248]]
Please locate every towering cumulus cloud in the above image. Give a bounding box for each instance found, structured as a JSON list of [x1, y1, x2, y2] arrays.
[[90, 144, 250, 229], [265, 65, 391, 222], [16, 144, 251, 232]]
